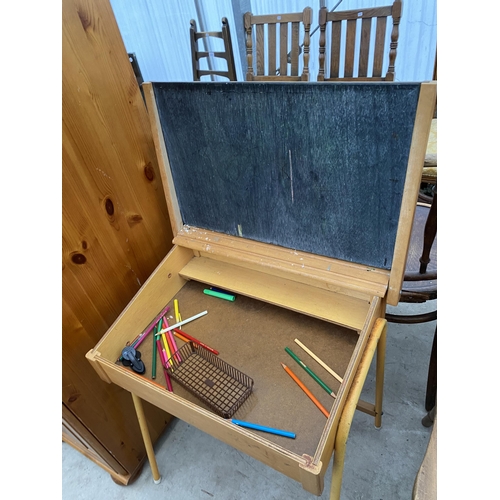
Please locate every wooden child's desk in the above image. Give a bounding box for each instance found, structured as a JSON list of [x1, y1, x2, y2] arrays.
[[87, 81, 436, 498]]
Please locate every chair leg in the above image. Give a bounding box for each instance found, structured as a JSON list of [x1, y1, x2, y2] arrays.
[[425, 328, 437, 411], [422, 405, 436, 427], [419, 191, 437, 274]]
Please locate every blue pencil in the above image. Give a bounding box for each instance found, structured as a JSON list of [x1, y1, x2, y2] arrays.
[[231, 419, 296, 439]]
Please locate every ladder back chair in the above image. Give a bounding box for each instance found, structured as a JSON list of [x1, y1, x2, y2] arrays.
[[318, 0, 402, 81], [190, 17, 237, 81], [244, 7, 313, 81]]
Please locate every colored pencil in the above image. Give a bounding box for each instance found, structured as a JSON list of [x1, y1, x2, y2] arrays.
[[294, 338, 343, 383], [173, 331, 191, 343], [162, 365, 173, 392], [174, 299, 181, 323], [118, 305, 171, 362], [159, 343, 170, 370], [285, 347, 336, 398], [281, 363, 330, 418], [160, 323, 172, 364], [231, 419, 295, 439], [163, 317, 181, 363], [156, 339, 173, 389], [173, 328, 219, 355], [129, 334, 141, 347], [156, 311, 208, 335], [133, 372, 169, 392], [134, 304, 171, 349], [168, 330, 180, 360], [156, 339, 167, 366], [152, 324, 158, 379]]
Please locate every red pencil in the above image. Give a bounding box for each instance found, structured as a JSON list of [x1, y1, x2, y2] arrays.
[[173, 328, 219, 355], [163, 317, 182, 363]]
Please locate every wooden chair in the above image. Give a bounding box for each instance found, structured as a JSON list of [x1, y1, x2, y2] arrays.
[[244, 7, 313, 81], [386, 199, 437, 321], [318, 0, 402, 81], [189, 17, 237, 81]]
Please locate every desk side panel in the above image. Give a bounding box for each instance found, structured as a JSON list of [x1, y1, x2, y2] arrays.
[[90, 245, 194, 360], [91, 358, 315, 488], [314, 297, 383, 466]]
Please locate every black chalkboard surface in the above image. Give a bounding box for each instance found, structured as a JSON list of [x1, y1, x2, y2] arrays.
[[153, 82, 420, 270]]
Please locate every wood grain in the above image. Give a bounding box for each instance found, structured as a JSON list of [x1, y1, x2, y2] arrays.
[[62, 0, 174, 479]]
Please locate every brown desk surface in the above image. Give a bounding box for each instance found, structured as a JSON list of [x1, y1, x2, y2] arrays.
[[129, 280, 359, 457]]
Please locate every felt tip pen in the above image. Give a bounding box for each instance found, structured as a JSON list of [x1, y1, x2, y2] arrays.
[[203, 289, 235, 301], [231, 419, 296, 439], [210, 286, 232, 294]]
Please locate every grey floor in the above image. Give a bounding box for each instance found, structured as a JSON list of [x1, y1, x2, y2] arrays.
[[62, 301, 436, 500]]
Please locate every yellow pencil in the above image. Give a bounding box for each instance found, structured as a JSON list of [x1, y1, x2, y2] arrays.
[[162, 333, 171, 361], [161, 316, 172, 362], [174, 299, 182, 323]]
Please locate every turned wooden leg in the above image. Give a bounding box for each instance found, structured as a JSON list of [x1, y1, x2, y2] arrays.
[[419, 189, 437, 274], [374, 321, 387, 428], [131, 393, 162, 484]]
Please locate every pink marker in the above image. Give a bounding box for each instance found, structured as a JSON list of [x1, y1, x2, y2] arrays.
[[134, 305, 171, 349]]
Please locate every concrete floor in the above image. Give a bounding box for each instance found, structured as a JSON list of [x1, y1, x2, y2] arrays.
[[62, 301, 436, 500]]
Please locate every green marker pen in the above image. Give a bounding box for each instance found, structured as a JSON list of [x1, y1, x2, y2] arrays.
[[203, 289, 236, 301]]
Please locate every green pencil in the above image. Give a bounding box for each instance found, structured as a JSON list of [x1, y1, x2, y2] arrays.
[[152, 323, 158, 379], [284, 347, 335, 398]]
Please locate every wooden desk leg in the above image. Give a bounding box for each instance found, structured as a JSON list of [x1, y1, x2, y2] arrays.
[[374, 323, 387, 428], [330, 319, 386, 500], [131, 393, 162, 484]]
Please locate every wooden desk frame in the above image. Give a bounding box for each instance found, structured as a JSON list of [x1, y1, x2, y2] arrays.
[[86, 81, 436, 499]]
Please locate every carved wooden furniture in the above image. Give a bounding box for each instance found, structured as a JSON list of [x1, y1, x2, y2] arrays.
[[244, 8, 313, 81], [87, 81, 436, 499], [318, 0, 402, 81], [385, 202, 437, 324], [189, 17, 237, 81]]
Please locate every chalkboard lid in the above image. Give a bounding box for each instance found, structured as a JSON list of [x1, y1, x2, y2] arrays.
[[144, 82, 436, 305]]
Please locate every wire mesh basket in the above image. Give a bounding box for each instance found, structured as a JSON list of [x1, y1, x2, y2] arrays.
[[166, 342, 254, 418]]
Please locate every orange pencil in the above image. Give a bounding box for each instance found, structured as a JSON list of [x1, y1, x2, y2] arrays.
[[281, 363, 330, 418], [173, 331, 191, 343]]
